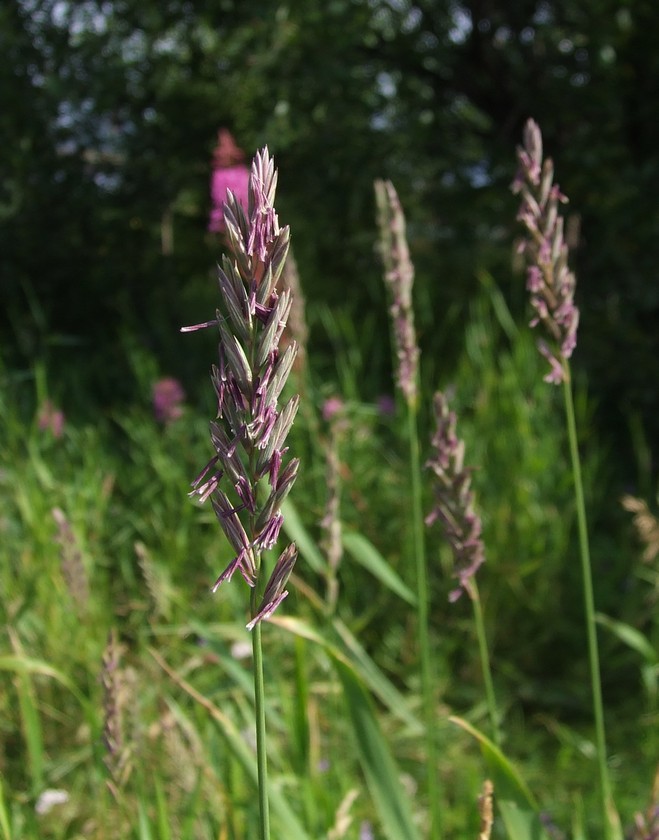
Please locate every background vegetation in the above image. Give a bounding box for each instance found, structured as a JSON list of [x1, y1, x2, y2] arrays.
[[1, 1, 658, 837]]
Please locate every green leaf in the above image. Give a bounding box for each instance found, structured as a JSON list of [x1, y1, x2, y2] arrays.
[[334, 659, 421, 840], [138, 801, 153, 840], [281, 498, 327, 574], [155, 778, 172, 840], [0, 655, 89, 709], [272, 615, 422, 734], [151, 650, 310, 840], [0, 777, 11, 840], [450, 716, 552, 840], [342, 531, 416, 606], [595, 613, 658, 663]]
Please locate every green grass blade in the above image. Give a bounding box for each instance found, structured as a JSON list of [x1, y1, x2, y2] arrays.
[[450, 716, 551, 840], [0, 655, 89, 709], [155, 778, 171, 840], [150, 649, 310, 840], [595, 613, 658, 663], [137, 801, 153, 840], [342, 531, 416, 606], [0, 778, 11, 840], [14, 668, 44, 796], [334, 659, 421, 840], [281, 498, 327, 574], [271, 616, 422, 734]]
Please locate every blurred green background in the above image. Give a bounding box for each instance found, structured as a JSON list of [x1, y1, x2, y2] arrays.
[[1, 2, 658, 837], [2, 0, 658, 460]]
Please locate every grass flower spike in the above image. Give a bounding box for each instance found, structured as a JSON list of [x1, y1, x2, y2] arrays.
[[512, 118, 579, 384], [375, 178, 442, 836], [374, 179, 419, 408], [425, 391, 500, 743], [512, 120, 618, 838], [183, 147, 299, 630], [425, 391, 485, 602]]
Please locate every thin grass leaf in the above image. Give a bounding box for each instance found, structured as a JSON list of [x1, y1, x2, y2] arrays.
[[334, 659, 421, 840], [595, 613, 658, 664], [450, 716, 552, 840], [597, 613, 659, 701], [342, 531, 416, 606], [137, 801, 153, 840], [478, 270, 518, 341], [155, 778, 171, 840], [571, 793, 588, 840], [150, 648, 310, 840], [0, 655, 89, 709], [14, 668, 44, 796], [281, 497, 327, 574], [292, 636, 311, 771], [270, 615, 422, 734], [0, 779, 11, 840]]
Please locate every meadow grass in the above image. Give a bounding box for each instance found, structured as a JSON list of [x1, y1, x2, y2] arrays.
[[1, 137, 658, 839]]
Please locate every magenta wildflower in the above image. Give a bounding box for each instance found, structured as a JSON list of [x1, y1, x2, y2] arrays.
[[183, 147, 299, 629], [374, 179, 419, 408], [322, 396, 344, 422], [425, 392, 485, 602], [208, 129, 249, 234], [152, 377, 185, 424], [512, 118, 580, 384], [37, 400, 65, 438]]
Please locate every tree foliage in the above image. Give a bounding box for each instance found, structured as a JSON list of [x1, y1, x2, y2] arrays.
[[1, 0, 658, 461]]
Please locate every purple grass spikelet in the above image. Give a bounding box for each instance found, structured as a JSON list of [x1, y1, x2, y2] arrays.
[[375, 179, 419, 409], [425, 392, 485, 601], [512, 119, 580, 385], [183, 147, 299, 629]]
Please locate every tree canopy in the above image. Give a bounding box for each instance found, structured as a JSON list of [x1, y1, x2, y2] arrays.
[[2, 0, 658, 466]]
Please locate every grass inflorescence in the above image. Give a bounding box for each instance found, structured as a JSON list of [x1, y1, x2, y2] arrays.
[[0, 126, 656, 840]]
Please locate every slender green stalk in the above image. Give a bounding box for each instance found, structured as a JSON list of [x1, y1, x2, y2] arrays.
[[562, 367, 616, 840], [407, 402, 441, 839], [469, 580, 500, 746], [250, 588, 271, 840]]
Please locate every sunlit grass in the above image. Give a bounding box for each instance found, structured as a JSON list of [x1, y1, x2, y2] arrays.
[[0, 271, 657, 837]]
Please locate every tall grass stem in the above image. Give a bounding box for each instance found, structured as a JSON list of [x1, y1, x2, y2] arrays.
[[250, 591, 271, 840], [407, 403, 441, 839], [562, 368, 616, 839]]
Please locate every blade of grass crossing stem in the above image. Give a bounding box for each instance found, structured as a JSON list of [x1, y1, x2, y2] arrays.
[[150, 649, 310, 840], [335, 659, 421, 840], [342, 531, 416, 605], [450, 716, 551, 840]]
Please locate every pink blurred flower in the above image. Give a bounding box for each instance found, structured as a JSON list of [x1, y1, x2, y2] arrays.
[[152, 377, 185, 424], [322, 396, 344, 422], [208, 129, 249, 233], [37, 400, 65, 438]]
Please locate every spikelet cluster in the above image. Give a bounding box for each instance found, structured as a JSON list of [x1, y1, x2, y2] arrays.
[[183, 148, 299, 628]]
